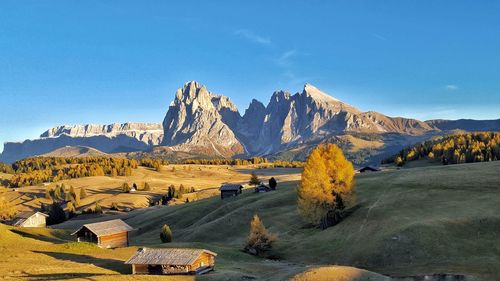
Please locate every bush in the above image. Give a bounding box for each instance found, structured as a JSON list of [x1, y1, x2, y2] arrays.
[[67, 201, 77, 218], [80, 187, 87, 199], [0, 197, 18, 220], [47, 202, 66, 225], [249, 172, 260, 186], [269, 177, 277, 189], [244, 214, 276, 257], [94, 202, 103, 214], [45, 188, 52, 199], [110, 202, 119, 211], [160, 224, 173, 243], [122, 183, 131, 193]]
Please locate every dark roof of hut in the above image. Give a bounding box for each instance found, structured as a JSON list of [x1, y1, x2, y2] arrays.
[[219, 184, 243, 191], [125, 248, 217, 265], [359, 166, 380, 171], [71, 219, 133, 237]]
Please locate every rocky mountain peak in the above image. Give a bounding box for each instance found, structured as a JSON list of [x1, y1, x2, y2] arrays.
[[162, 81, 244, 157], [301, 83, 339, 103], [244, 99, 265, 116], [211, 94, 239, 113], [270, 90, 291, 103], [174, 80, 213, 110]]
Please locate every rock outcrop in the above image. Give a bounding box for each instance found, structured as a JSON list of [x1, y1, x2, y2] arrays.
[[161, 81, 245, 157]]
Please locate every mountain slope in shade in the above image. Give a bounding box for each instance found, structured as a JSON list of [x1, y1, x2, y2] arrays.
[[40, 146, 108, 158], [426, 119, 500, 132], [0, 123, 163, 163]]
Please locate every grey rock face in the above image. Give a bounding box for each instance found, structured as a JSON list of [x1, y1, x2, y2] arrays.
[[237, 84, 433, 155], [41, 123, 163, 145], [161, 81, 245, 157], [1, 122, 163, 162]]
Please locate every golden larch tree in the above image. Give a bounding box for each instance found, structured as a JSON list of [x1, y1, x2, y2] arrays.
[[298, 144, 355, 229], [244, 214, 276, 257]]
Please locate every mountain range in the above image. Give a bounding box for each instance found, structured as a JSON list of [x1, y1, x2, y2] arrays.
[[2, 81, 499, 164]]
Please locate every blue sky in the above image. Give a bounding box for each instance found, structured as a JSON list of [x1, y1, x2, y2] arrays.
[[1, 1, 500, 151]]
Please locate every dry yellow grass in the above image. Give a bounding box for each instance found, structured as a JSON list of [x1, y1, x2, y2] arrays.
[[0, 223, 193, 281], [0, 172, 13, 180], [2, 165, 301, 213], [291, 266, 390, 281], [340, 135, 384, 153]]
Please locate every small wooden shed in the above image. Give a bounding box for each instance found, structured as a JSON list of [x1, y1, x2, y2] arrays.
[[219, 184, 243, 199], [11, 211, 48, 228], [125, 248, 217, 275], [71, 219, 134, 248]]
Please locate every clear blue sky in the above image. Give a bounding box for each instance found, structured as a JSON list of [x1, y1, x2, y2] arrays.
[[1, 1, 500, 151]]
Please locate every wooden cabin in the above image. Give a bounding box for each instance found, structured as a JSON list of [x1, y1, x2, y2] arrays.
[[11, 211, 48, 228], [219, 184, 243, 199], [358, 166, 380, 173], [125, 248, 217, 275], [71, 219, 134, 248]]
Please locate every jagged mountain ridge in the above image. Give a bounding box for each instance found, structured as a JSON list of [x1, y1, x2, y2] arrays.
[[2, 81, 500, 163], [41, 123, 163, 140], [0, 123, 163, 163], [159, 81, 435, 157]]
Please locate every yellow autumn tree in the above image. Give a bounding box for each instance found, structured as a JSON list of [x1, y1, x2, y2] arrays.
[[244, 214, 276, 257], [298, 144, 355, 229], [0, 197, 18, 220]]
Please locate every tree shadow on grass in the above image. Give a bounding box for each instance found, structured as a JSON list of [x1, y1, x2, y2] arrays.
[[10, 229, 71, 244], [20, 272, 98, 281], [298, 203, 363, 229], [32, 250, 129, 274]]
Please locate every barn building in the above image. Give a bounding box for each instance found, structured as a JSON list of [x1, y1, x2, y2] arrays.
[[125, 248, 217, 275], [11, 211, 48, 228], [219, 184, 243, 199], [71, 219, 134, 248]]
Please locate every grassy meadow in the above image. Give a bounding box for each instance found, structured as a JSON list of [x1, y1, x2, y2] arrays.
[[0, 165, 301, 213], [1, 161, 499, 280]]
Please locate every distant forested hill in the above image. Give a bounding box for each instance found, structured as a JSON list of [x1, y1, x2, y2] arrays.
[[384, 132, 500, 166]]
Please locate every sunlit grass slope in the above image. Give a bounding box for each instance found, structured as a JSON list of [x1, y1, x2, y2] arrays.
[[2, 161, 499, 280], [0, 223, 192, 281], [120, 161, 500, 280]]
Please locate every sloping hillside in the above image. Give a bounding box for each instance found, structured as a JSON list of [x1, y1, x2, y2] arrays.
[[0, 223, 192, 281], [41, 146, 108, 157], [53, 161, 500, 280], [2, 165, 301, 214]]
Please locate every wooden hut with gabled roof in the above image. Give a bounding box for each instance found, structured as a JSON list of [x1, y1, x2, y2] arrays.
[[10, 211, 48, 228], [219, 184, 243, 199], [125, 248, 217, 275], [71, 219, 134, 248]]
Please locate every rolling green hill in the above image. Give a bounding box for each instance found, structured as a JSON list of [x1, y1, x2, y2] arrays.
[[2, 161, 500, 280]]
